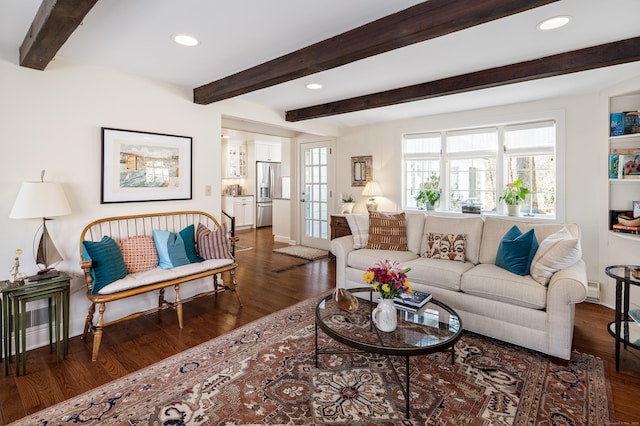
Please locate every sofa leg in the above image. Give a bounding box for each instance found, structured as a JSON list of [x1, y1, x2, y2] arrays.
[[91, 303, 105, 362], [82, 303, 95, 339], [158, 288, 165, 308], [175, 285, 183, 328]]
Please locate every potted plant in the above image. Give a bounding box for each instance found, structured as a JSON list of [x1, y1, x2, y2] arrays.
[[498, 178, 530, 216], [415, 174, 440, 210], [340, 193, 355, 213]]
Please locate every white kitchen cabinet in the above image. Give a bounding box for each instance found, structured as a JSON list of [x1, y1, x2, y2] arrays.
[[223, 140, 247, 178], [255, 141, 281, 162], [223, 196, 254, 229]]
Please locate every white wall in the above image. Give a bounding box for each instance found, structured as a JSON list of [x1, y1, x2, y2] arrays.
[[0, 55, 336, 350], [334, 89, 640, 309]]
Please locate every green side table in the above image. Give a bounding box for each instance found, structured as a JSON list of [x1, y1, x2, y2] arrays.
[[1, 272, 70, 376]]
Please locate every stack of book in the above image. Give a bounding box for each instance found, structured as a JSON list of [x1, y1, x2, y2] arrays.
[[393, 291, 432, 312]]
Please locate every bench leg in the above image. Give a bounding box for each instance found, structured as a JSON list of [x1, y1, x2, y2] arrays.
[[175, 285, 183, 328], [83, 303, 95, 339], [91, 303, 105, 362], [228, 269, 243, 307]]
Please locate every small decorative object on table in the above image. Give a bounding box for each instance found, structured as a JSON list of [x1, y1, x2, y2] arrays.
[[340, 193, 355, 214], [8, 249, 27, 286], [332, 287, 359, 312], [363, 260, 412, 332], [394, 290, 432, 312]]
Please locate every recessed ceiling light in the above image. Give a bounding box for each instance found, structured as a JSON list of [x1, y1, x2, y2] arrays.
[[537, 15, 571, 31], [306, 83, 323, 90], [174, 34, 199, 46]]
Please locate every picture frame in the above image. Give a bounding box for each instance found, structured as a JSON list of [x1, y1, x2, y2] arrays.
[[351, 155, 372, 187], [101, 127, 192, 203]]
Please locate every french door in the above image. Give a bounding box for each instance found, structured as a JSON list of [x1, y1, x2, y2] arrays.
[[299, 140, 334, 249]]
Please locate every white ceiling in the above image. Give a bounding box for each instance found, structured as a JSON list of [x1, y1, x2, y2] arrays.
[[1, 0, 640, 128]]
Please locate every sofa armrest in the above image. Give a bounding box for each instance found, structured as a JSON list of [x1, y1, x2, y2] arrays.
[[331, 236, 355, 289], [545, 259, 588, 359]]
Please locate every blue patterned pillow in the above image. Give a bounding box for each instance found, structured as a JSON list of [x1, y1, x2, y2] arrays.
[[153, 230, 191, 269], [179, 224, 203, 263], [82, 236, 128, 294], [495, 226, 539, 276]]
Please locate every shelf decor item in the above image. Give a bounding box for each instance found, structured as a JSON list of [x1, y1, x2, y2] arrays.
[[363, 260, 412, 332]]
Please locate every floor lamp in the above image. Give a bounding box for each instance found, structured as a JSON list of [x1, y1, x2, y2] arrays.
[[9, 173, 71, 275]]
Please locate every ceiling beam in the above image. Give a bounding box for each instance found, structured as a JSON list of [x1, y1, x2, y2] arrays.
[[285, 37, 640, 122], [193, 0, 558, 105], [19, 0, 98, 70]]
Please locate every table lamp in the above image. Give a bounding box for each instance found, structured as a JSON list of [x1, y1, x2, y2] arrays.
[[9, 171, 71, 274], [362, 181, 382, 211]]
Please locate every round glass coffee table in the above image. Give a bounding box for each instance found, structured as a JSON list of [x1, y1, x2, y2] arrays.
[[315, 287, 462, 418]]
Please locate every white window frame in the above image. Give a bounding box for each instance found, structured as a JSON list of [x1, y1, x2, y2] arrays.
[[400, 110, 566, 221]]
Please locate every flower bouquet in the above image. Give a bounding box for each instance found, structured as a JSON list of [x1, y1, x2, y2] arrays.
[[363, 260, 412, 299]]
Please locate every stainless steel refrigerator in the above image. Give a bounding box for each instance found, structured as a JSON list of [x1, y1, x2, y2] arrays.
[[256, 161, 282, 227]]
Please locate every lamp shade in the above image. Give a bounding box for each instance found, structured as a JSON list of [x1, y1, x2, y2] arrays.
[[362, 181, 382, 197], [9, 182, 72, 219]]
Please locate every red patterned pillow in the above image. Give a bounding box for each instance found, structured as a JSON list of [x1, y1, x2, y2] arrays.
[[119, 235, 159, 273], [422, 233, 466, 262], [196, 223, 232, 259]]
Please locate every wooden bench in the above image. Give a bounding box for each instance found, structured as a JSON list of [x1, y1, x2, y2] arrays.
[[79, 211, 240, 361]]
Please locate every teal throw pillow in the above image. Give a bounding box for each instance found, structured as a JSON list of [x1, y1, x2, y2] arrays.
[[179, 224, 203, 263], [153, 229, 191, 269], [495, 225, 539, 276], [82, 236, 128, 295]]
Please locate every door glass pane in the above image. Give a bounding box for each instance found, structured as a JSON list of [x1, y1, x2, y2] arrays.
[[304, 146, 329, 239]]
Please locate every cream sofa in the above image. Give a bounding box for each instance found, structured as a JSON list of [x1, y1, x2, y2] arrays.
[[331, 213, 588, 360]]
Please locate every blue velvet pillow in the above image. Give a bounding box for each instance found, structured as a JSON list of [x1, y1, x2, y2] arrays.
[[153, 230, 191, 269], [179, 224, 203, 263], [495, 225, 539, 276], [82, 236, 128, 295]]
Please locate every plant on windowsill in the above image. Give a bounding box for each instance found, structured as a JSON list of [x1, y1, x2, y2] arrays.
[[499, 178, 530, 216], [415, 174, 440, 210]]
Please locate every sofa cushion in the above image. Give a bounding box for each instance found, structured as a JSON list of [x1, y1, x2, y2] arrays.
[[96, 258, 235, 295], [479, 217, 525, 264], [461, 263, 547, 309], [347, 248, 418, 271], [405, 212, 427, 254], [530, 227, 582, 286], [421, 233, 466, 261], [196, 223, 233, 260], [82, 236, 128, 295], [366, 211, 408, 251], [404, 257, 474, 291], [179, 224, 204, 263], [422, 215, 484, 264], [495, 226, 538, 276], [153, 230, 192, 269], [345, 214, 369, 249], [119, 235, 158, 273]]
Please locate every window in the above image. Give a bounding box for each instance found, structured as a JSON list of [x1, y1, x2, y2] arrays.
[[403, 120, 556, 217]]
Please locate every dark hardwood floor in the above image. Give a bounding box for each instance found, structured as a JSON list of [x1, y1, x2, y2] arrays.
[[1, 226, 639, 424]]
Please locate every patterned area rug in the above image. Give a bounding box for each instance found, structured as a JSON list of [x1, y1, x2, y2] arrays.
[[273, 245, 328, 260], [16, 295, 614, 425]]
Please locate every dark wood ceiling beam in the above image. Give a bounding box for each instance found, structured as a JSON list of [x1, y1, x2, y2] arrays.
[[19, 0, 98, 70], [193, 0, 558, 105], [285, 37, 640, 122]]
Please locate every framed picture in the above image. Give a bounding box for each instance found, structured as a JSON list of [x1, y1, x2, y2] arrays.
[[351, 155, 372, 187], [101, 127, 192, 203]]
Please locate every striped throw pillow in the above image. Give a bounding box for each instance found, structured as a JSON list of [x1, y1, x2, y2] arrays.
[[366, 212, 408, 251], [196, 223, 233, 260]]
